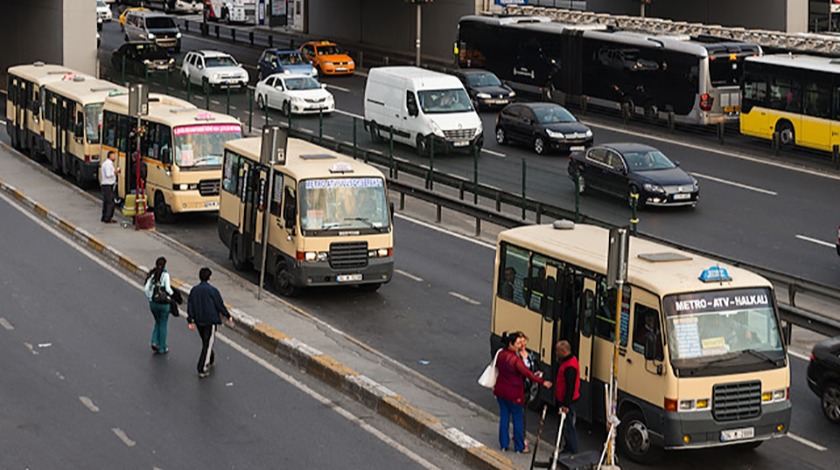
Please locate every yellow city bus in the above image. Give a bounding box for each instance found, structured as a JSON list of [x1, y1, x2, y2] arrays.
[[492, 221, 790, 463], [42, 75, 125, 187], [219, 137, 394, 296], [741, 53, 840, 153], [99, 92, 242, 222], [5, 62, 89, 159]]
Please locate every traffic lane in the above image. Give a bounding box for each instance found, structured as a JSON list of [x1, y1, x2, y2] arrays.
[[0, 196, 440, 470]]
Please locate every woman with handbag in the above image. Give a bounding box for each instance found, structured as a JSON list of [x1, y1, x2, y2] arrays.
[[144, 256, 174, 354], [493, 332, 552, 453]]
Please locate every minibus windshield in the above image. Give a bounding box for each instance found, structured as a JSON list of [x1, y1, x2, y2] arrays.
[[173, 124, 241, 169], [299, 178, 389, 233]]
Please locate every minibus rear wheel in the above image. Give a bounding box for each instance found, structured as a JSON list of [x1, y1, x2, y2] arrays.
[[230, 232, 250, 271]]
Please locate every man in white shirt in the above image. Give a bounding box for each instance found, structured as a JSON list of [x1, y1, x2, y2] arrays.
[[100, 151, 120, 223]]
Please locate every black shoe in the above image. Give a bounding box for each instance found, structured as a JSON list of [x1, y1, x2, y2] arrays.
[[151, 343, 159, 352]]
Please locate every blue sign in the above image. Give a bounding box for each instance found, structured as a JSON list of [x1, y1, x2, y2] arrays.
[[699, 266, 732, 283]]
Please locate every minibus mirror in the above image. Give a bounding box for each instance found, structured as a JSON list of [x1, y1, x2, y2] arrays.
[[407, 102, 418, 117], [284, 207, 296, 229], [389, 202, 395, 220], [161, 148, 171, 165]]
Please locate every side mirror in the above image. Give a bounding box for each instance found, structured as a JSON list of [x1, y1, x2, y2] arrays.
[[161, 148, 172, 165], [407, 103, 418, 117], [321, 83, 327, 89], [674, 160, 681, 167], [389, 201, 395, 220], [197, 64, 204, 70]]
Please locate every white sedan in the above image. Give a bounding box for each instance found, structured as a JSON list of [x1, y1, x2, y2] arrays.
[[255, 74, 335, 116]]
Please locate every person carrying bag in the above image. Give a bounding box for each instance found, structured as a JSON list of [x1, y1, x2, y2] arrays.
[[144, 257, 175, 354]]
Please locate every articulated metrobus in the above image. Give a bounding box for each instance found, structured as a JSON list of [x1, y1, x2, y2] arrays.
[[219, 137, 393, 296], [42, 76, 125, 187], [492, 221, 789, 463], [100, 92, 242, 222], [457, 16, 761, 125], [6, 62, 90, 158], [741, 53, 840, 153]]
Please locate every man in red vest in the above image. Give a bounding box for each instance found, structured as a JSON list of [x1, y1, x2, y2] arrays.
[[555, 340, 581, 454]]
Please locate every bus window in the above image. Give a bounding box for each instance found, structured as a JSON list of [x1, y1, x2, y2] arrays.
[[804, 81, 831, 119], [103, 111, 117, 148], [581, 287, 594, 338], [84, 104, 102, 144], [222, 151, 240, 194], [595, 280, 616, 340], [770, 77, 801, 113], [525, 255, 548, 312], [499, 244, 528, 306], [270, 173, 284, 216], [632, 304, 663, 360]]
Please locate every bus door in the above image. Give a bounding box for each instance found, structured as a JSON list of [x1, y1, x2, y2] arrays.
[[576, 276, 597, 422], [235, 161, 262, 264], [539, 263, 559, 363], [625, 292, 666, 409]]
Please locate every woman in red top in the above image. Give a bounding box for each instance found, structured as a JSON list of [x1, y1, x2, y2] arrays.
[[493, 332, 552, 452]]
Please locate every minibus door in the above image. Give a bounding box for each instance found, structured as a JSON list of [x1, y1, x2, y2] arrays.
[[576, 277, 597, 423], [237, 161, 260, 264]]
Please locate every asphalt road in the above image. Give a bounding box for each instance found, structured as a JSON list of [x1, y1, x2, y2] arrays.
[[0, 193, 464, 470]]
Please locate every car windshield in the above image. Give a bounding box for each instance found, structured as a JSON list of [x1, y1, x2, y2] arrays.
[[84, 103, 103, 144], [533, 106, 577, 124], [623, 149, 676, 171], [205, 56, 237, 67], [97, 1, 106, 7], [173, 124, 242, 169], [279, 52, 306, 65], [146, 17, 176, 29], [316, 45, 342, 55], [664, 287, 785, 371], [417, 89, 472, 114], [466, 72, 502, 87], [299, 178, 390, 232], [284, 77, 320, 90]]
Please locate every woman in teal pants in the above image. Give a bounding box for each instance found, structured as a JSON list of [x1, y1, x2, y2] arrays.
[[144, 257, 174, 354]]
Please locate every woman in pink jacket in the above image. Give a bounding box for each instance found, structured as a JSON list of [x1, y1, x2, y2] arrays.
[[493, 332, 552, 453]]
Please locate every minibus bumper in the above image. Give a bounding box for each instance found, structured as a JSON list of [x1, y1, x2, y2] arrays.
[[165, 191, 220, 213], [295, 257, 393, 287], [662, 401, 791, 450]]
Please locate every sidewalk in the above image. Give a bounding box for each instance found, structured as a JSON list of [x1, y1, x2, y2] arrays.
[[0, 141, 559, 469]]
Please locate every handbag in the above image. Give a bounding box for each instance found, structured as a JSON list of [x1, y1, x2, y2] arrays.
[[152, 282, 170, 304], [478, 349, 502, 389]]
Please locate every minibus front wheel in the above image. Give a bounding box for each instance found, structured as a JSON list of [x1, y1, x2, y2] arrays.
[[273, 261, 302, 297], [618, 409, 663, 464], [153, 192, 176, 224]]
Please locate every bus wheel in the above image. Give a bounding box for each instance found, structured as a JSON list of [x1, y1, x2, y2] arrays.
[[153, 192, 176, 224], [274, 261, 301, 297], [357, 282, 382, 293], [230, 232, 250, 271], [618, 409, 663, 464], [533, 136, 547, 155], [74, 163, 88, 189], [776, 121, 795, 147]]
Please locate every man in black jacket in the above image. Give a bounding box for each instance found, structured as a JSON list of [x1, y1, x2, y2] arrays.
[[187, 267, 234, 378]]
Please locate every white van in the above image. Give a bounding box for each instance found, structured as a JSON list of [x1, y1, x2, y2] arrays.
[[364, 66, 483, 156]]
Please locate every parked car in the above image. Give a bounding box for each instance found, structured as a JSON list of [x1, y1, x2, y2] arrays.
[[112, 41, 176, 76], [567, 143, 699, 208], [181, 50, 249, 94], [299, 40, 355, 76], [452, 69, 515, 111], [257, 49, 317, 80], [495, 102, 592, 155], [807, 336, 840, 424], [255, 74, 334, 116], [123, 9, 182, 52], [97, 0, 113, 21]]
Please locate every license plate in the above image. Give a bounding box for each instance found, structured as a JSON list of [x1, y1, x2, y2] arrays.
[[336, 274, 363, 282], [453, 141, 469, 147], [205, 201, 218, 208], [570, 145, 586, 151], [721, 427, 754, 442], [673, 193, 691, 200]]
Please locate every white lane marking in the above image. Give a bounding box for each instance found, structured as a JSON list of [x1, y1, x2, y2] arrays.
[[395, 269, 424, 282], [691, 173, 777, 195], [79, 396, 100, 413], [0, 317, 13, 330], [481, 148, 506, 157], [334, 108, 363, 120], [795, 235, 834, 249], [230, 105, 238, 110], [24, 342, 39, 355], [449, 292, 481, 306], [788, 349, 810, 361], [326, 84, 350, 93], [211, 100, 221, 105], [787, 432, 827, 452], [394, 213, 496, 250], [217, 334, 439, 470], [111, 428, 136, 447]]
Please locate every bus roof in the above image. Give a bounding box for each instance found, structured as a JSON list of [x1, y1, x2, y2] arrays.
[[745, 53, 840, 73], [43, 76, 126, 107], [8, 63, 90, 85], [103, 92, 241, 127], [225, 137, 388, 181], [499, 222, 771, 296]]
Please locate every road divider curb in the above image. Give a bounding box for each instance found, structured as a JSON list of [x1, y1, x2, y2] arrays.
[[0, 177, 517, 470]]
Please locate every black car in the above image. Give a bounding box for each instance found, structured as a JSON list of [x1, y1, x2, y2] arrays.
[[452, 69, 515, 111], [567, 143, 699, 208], [495, 102, 593, 155], [111, 41, 175, 76], [807, 336, 840, 423]]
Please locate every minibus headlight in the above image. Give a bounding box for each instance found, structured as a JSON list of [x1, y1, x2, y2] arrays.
[[695, 399, 709, 410], [147, 33, 156, 40], [773, 389, 786, 401], [763, 388, 787, 403], [304, 251, 328, 262], [678, 399, 695, 411]]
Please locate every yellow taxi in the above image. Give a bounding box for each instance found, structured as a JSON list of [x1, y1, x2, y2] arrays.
[[299, 41, 355, 76], [119, 6, 148, 30]]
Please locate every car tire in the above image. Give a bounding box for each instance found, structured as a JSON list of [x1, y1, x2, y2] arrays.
[[618, 409, 663, 464], [534, 136, 547, 155], [281, 100, 291, 117], [257, 94, 266, 110], [495, 127, 508, 145], [822, 383, 840, 423]]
